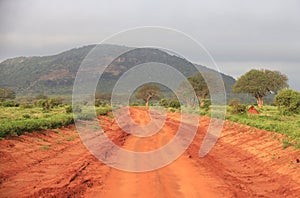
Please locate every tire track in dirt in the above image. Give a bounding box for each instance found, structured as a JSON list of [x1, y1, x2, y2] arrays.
[[89, 108, 224, 197]]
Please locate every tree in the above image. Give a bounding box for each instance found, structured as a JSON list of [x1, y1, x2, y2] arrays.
[[176, 80, 196, 107], [275, 89, 300, 114], [232, 69, 288, 108], [135, 83, 162, 107], [187, 73, 209, 107], [0, 87, 16, 100], [176, 72, 210, 107]]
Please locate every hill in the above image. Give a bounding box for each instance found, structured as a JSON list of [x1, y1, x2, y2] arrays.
[[0, 44, 236, 97]]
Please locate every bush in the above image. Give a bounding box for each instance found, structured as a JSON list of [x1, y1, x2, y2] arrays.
[[74, 112, 94, 121], [201, 99, 211, 111], [22, 114, 31, 119], [169, 100, 181, 109], [20, 102, 34, 109], [96, 107, 112, 116], [275, 89, 300, 114], [95, 99, 102, 107], [65, 105, 73, 113], [159, 99, 169, 108], [0, 100, 19, 107], [37, 98, 64, 111], [129, 102, 141, 106], [0, 114, 74, 138], [231, 103, 247, 114], [169, 108, 177, 112]]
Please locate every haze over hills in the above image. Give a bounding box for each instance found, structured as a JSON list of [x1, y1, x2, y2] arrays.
[[0, 44, 236, 97]]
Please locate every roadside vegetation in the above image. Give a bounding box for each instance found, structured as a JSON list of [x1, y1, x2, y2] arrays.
[[0, 92, 112, 138], [0, 68, 299, 150], [0, 104, 74, 138], [226, 104, 300, 149]]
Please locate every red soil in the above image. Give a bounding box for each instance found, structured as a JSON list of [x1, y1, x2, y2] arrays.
[[0, 107, 300, 197]]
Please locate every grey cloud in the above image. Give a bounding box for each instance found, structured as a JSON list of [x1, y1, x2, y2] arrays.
[[0, 0, 299, 90]]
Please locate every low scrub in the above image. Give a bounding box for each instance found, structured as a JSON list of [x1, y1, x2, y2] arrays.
[[96, 106, 112, 116], [0, 114, 74, 138]]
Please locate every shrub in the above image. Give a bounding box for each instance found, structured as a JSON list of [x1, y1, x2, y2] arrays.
[[64, 104, 82, 113], [169, 100, 181, 109], [65, 105, 73, 113], [275, 89, 300, 114], [96, 107, 112, 116], [231, 103, 247, 114], [20, 102, 34, 109], [169, 108, 177, 112], [22, 114, 31, 119], [0, 114, 74, 138], [129, 102, 140, 106], [159, 99, 169, 108], [37, 98, 64, 111], [95, 99, 102, 107], [74, 112, 94, 121], [0, 100, 19, 107], [201, 99, 211, 111]]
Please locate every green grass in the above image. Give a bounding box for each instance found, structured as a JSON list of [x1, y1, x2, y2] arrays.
[[96, 106, 112, 116], [0, 106, 74, 138], [225, 105, 300, 149], [0, 105, 113, 138]]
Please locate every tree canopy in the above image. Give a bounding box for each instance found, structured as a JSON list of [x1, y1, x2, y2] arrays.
[[187, 73, 209, 100], [135, 83, 162, 107], [232, 69, 288, 108], [176, 72, 210, 107]]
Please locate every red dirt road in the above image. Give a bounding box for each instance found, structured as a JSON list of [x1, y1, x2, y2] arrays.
[[1, 107, 300, 197]]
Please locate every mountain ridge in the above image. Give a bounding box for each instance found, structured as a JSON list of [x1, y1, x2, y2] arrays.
[[0, 44, 236, 97]]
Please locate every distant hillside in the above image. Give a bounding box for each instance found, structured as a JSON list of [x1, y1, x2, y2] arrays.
[[0, 44, 236, 97]]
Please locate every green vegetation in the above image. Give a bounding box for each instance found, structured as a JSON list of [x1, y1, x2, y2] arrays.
[[233, 69, 288, 108], [228, 99, 247, 114], [0, 45, 236, 98], [225, 105, 300, 149], [0, 105, 74, 138], [0, 95, 112, 138], [275, 89, 300, 115], [96, 106, 112, 116], [135, 83, 162, 107], [187, 73, 209, 106]]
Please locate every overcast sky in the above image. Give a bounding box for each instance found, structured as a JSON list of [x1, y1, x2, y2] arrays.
[[0, 0, 299, 91]]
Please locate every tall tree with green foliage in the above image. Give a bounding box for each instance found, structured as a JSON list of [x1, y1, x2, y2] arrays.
[[233, 69, 288, 108], [176, 72, 210, 107], [275, 89, 300, 114], [135, 83, 162, 107], [0, 87, 16, 100], [188, 73, 209, 106]]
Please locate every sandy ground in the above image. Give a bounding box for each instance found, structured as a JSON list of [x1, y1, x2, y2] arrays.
[[0, 107, 300, 197]]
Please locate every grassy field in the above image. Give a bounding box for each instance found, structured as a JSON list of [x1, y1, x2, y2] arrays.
[[0, 105, 112, 138], [183, 104, 300, 149], [0, 106, 74, 138], [225, 105, 300, 149]]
